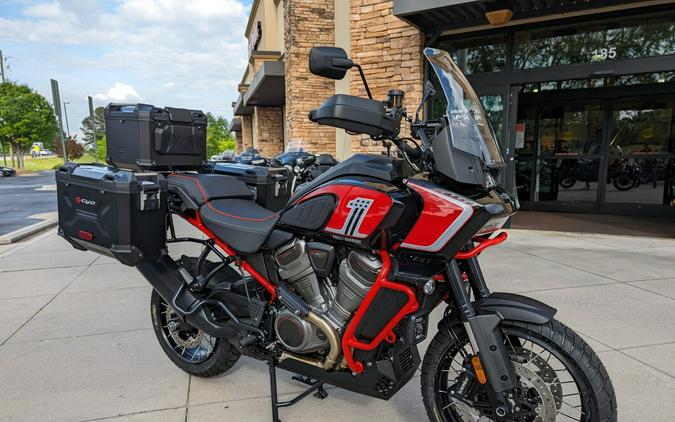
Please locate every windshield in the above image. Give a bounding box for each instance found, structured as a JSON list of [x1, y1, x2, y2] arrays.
[[424, 47, 505, 168], [284, 139, 307, 154]]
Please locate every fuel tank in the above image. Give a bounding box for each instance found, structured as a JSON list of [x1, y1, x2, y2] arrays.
[[278, 178, 417, 248]]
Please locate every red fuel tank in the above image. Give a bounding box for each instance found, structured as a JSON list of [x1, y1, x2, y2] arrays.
[[298, 183, 393, 240]]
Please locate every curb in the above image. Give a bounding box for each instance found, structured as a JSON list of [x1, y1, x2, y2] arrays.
[[0, 217, 58, 244]]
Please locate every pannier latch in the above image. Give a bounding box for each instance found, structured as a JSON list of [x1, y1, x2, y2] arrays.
[[139, 182, 161, 211]]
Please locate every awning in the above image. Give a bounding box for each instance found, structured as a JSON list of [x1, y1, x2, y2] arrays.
[[229, 117, 242, 132], [233, 94, 253, 116], [243, 61, 285, 107], [394, 0, 640, 33]]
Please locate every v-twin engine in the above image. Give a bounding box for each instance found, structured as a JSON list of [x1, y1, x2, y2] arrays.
[[273, 240, 380, 354]]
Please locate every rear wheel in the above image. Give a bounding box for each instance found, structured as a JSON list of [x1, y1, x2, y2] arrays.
[[421, 318, 616, 422], [150, 289, 241, 377]]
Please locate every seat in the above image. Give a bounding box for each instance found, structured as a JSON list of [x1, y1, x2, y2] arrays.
[[167, 173, 253, 209], [200, 198, 279, 254]]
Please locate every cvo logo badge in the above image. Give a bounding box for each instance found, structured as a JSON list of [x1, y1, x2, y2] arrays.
[[326, 197, 373, 238], [75, 195, 96, 206]]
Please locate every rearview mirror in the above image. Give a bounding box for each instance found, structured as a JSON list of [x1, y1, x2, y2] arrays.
[[309, 47, 353, 80]]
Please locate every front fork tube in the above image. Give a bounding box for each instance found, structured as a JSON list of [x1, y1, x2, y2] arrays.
[[445, 260, 517, 397]]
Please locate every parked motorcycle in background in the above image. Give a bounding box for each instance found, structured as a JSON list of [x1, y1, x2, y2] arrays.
[[272, 140, 340, 193]]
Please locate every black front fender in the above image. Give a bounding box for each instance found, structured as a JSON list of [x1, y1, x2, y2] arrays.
[[474, 292, 556, 325]]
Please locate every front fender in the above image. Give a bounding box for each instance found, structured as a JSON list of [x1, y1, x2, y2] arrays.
[[474, 292, 556, 325]]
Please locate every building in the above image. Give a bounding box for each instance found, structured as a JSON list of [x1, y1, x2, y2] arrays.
[[232, 0, 675, 217]]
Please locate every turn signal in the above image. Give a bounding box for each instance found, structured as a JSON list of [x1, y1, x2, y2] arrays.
[[471, 356, 488, 385]]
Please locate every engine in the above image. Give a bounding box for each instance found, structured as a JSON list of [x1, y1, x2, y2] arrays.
[[273, 240, 381, 354]]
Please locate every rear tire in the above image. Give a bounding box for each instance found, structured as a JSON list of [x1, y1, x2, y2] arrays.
[[421, 318, 616, 421], [150, 289, 241, 377]]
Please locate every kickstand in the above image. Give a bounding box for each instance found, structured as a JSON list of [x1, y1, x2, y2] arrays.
[[268, 359, 328, 422]]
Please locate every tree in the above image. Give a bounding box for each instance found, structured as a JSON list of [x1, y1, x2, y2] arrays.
[[80, 106, 105, 150], [54, 136, 84, 160], [206, 112, 235, 157], [0, 81, 58, 169], [96, 135, 107, 162]]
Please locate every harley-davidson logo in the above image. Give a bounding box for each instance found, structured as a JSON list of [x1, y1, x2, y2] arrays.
[[75, 195, 96, 206], [325, 197, 374, 238]]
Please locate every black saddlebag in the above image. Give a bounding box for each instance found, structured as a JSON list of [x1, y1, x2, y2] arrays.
[[104, 103, 206, 171], [205, 163, 291, 211], [56, 163, 167, 266]]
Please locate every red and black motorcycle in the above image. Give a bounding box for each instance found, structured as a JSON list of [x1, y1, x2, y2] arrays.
[[60, 47, 617, 422]]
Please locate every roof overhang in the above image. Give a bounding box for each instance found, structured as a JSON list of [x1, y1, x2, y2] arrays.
[[394, 0, 649, 34], [229, 117, 242, 132], [243, 60, 285, 107], [233, 93, 253, 116]]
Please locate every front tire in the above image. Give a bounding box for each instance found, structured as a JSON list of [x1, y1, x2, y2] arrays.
[[421, 318, 616, 421], [150, 289, 241, 377]]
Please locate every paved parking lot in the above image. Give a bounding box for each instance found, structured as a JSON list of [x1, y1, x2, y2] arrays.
[[1, 224, 674, 421], [0, 171, 57, 236]]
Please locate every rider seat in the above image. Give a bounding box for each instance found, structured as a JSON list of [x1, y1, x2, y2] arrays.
[[167, 174, 279, 254]]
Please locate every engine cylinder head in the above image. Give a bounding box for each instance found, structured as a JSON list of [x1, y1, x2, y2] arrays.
[[324, 250, 381, 330], [275, 240, 326, 311]]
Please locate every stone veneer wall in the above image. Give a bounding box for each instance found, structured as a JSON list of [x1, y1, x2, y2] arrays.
[[253, 106, 285, 156], [349, 0, 424, 154], [241, 114, 253, 151], [283, 0, 337, 155], [234, 131, 243, 153]]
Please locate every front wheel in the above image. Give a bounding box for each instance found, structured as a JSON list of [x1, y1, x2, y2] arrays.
[[421, 318, 616, 421], [150, 290, 241, 377]]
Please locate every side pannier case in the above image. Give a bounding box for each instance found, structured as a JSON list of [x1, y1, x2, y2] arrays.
[[104, 103, 206, 171], [55, 163, 167, 266]]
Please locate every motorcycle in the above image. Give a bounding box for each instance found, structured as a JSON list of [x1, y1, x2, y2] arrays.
[[237, 147, 269, 166], [272, 141, 340, 193], [64, 47, 617, 422]]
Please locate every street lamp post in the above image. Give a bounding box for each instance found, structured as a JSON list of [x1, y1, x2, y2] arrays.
[[63, 101, 71, 138]]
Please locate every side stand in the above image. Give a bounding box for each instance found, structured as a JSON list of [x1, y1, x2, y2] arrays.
[[267, 359, 328, 422]]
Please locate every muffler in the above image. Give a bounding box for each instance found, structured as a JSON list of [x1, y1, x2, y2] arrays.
[[136, 255, 239, 338]]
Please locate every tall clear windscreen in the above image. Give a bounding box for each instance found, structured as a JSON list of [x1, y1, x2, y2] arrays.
[[424, 47, 505, 168]]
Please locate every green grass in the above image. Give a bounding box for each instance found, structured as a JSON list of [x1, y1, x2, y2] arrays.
[[20, 154, 99, 172]]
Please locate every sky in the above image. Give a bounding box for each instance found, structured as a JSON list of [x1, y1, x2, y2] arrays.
[[0, 0, 253, 141]]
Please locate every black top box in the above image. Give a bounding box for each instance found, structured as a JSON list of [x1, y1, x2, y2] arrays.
[[104, 103, 207, 171]]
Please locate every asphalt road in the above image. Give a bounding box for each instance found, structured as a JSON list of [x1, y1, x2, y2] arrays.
[[0, 171, 57, 236]]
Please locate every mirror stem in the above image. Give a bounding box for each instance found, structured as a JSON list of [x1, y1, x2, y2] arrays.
[[353, 64, 372, 99]]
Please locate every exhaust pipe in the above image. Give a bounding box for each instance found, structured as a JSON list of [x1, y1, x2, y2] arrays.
[[136, 255, 238, 338]]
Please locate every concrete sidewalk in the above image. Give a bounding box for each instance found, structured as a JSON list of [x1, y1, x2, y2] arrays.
[[1, 225, 674, 421]]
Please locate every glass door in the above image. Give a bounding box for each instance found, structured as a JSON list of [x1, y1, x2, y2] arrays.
[[516, 99, 608, 211], [602, 97, 675, 209]]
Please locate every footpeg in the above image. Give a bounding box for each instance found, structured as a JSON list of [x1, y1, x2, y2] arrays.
[[239, 334, 259, 348]]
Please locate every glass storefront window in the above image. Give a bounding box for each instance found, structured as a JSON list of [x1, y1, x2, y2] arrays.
[[604, 158, 674, 205], [434, 35, 507, 74], [520, 72, 675, 94], [609, 100, 673, 154], [538, 103, 604, 157], [535, 158, 600, 203], [514, 17, 675, 69]]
